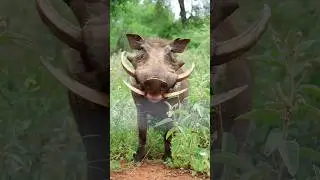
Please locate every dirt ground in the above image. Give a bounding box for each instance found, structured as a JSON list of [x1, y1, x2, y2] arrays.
[[110, 160, 209, 180]]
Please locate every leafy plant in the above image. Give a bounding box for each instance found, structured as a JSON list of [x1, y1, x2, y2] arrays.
[[212, 25, 320, 180]]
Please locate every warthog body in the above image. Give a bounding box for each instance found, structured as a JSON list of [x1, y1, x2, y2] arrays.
[[211, 0, 271, 178], [36, 0, 110, 179], [121, 34, 195, 162]]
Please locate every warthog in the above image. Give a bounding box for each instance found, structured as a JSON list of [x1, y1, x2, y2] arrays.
[[121, 34, 195, 162], [36, 0, 109, 179], [211, 0, 271, 178]]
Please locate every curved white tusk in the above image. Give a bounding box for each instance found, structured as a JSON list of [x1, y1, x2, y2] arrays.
[[121, 51, 136, 77], [164, 88, 188, 99], [35, 0, 83, 51], [122, 80, 144, 96], [41, 58, 109, 107], [177, 63, 195, 82], [213, 4, 271, 65]]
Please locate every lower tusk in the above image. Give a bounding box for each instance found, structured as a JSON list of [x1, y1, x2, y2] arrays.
[[164, 88, 188, 99], [41, 58, 109, 107], [122, 80, 145, 96]]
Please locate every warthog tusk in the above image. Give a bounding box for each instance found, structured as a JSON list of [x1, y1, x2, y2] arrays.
[[41, 58, 109, 107], [122, 80, 144, 96], [164, 88, 188, 99], [213, 4, 271, 65], [122, 80, 187, 99], [121, 51, 136, 77], [35, 0, 83, 51], [176, 62, 195, 82]]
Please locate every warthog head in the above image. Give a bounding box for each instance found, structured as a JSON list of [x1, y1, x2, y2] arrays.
[[36, 0, 109, 107], [121, 34, 195, 103]]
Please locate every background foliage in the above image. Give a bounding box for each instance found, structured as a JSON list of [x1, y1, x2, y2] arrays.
[[213, 0, 320, 179]]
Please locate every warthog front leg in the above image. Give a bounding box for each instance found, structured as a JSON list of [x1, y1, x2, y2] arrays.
[[163, 119, 174, 160], [134, 107, 148, 162], [68, 92, 109, 180]]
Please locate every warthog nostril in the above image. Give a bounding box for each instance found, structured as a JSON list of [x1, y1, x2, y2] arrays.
[[144, 78, 168, 93]]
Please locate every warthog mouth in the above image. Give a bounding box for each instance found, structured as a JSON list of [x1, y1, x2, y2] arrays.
[[122, 80, 188, 102], [121, 52, 194, 102]]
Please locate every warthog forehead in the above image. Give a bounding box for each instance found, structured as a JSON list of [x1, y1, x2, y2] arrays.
[[145, 49, 170, 61], [144, 38, 172, 46]]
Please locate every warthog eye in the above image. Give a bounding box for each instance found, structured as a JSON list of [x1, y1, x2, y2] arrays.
[[132, 50, 147, 63]]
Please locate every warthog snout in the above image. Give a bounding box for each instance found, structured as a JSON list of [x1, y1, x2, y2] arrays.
[[141, 78, 168, 102]]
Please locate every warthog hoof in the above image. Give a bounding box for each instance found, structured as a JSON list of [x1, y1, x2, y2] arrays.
[[133, 146, 146, 162], [162, 152, 172, 162]]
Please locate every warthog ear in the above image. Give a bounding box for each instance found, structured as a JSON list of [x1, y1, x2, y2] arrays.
[[170, 38, 191, 53], [126, 33, 144, 50]]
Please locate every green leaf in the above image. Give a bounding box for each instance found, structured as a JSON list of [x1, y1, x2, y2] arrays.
[[0, 32, 32, 47], [298, 40, 316, 52], [192, 103, 204, 117], [221, 132, 237, 153], [6, 153, 26, 169], [300, 147, 320, 163], [278, 140, 300, 176], [300, 84, 320, 98], [248, 53, 273, 62], [261, 58, 286, 70], [166, 127, 178, 140], [241, 163, 275, 180], [212, 152, 255, 172], [313, 165, 320, 180], [292, 62, 312, 79], [152, 118, 173, 128], [250, 125, 269, 144], [300, 102, 320, 117], [264, 128, 283, 156], [235, 109, 281, 122], [239, 169, 260, 180], [239, 167, 271, 180], [212, 85, 248, 106]]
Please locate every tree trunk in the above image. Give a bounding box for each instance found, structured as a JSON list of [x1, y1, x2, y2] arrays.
[[178, 0, 187, 24]]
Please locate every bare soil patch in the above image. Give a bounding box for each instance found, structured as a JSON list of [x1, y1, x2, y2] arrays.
[[111, 160, 209, 180]]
